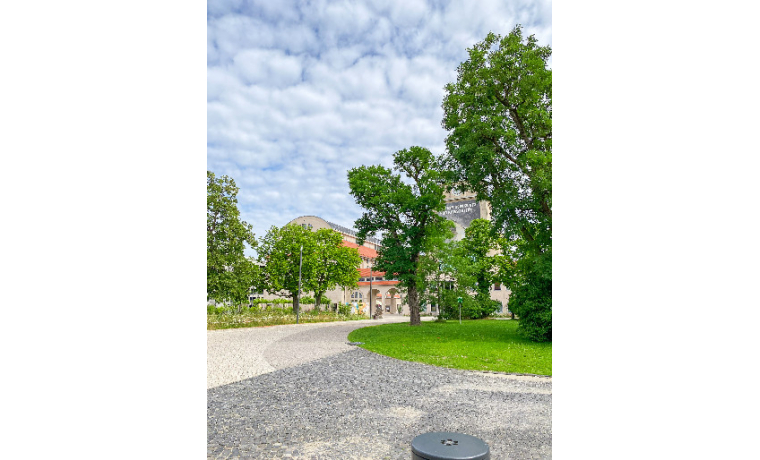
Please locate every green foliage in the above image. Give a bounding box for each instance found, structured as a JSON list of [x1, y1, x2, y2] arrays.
[[421, 221, 502, 321], [348, 320, 551, 376], [441, 27, 552, 341], [250, 298, 292, 307], [348, 146, 453, 326], [338, 304, 351, 316], [437, 288, 472, 320], [258, 224, 360, 316], [415, 221, 455, 314], [207, 307, 365, 330], [207, 171, 259, 306], [208, 305, 225, 315], [257, 224, 315, 315], [501, 245, 552, 341], [297, 296, 330, 305], [436, 288, 497, 320], [441, 26, 552, 244], [451, 219, 504, 319], [311, 228, 361, 309]]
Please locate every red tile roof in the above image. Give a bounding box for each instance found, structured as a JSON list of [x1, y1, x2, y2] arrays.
[[357, 267, 385, 277], [341, 240, 378, 258]]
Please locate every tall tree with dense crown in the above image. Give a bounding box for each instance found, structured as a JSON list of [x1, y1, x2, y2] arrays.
[[441, 26, 552, 340], [348, 146, 451, 326], [207, 171, 257, 304]]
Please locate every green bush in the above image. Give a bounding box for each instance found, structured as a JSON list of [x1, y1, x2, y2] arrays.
[[509, 270, 552, 342], [437, 291, 500, 320], [338, 304, 351, 316], [207, 305, 233, 315], [470, 297, 502, 319]]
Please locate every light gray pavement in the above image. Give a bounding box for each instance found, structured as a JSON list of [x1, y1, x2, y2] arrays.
[[207, 316, 552, 459], [208, 315, 418, 389]]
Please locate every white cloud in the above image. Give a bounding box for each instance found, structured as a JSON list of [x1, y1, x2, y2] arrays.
[[207, 0, 552, 250]]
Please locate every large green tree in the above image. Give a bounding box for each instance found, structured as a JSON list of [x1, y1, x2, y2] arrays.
[[453, 219, 504, 319], [257, 224, 317, 317], [348, 146, 451, 326], [225, 257, 261, 313], [257, 224, 360, 316], [441, 26, 552, 340], [207, 171, 258, 305], [415, 222, 455, 315], [311, 228, 361, 311]]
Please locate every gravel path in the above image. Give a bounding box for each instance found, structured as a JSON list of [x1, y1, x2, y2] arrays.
[[207, 316, 414, 389], [208, 318, 552, 459]]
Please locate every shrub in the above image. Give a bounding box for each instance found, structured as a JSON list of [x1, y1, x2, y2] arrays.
[[207, 305, 233, 315], [509, 270, 552, 342], [338, 304, 351, 316]]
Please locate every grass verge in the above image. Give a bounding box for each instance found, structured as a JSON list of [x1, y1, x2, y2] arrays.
[[208, 309, 365, 330], [347, 319, 551, 376]]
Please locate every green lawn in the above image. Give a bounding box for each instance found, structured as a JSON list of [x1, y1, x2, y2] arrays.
[[347, 319, 551, 376]]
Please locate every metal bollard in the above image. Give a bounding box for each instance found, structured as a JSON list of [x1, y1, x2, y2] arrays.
[[411, 432, 490, 460]]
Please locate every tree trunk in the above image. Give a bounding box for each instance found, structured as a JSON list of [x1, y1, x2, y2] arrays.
[[315, 291, 325, 311], [408, 284, 421, 326]]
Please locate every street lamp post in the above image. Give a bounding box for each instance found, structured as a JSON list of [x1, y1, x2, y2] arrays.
[[369, 260, 373, 319], [297, 244, 303, 324], [437, 263, 442, 318], [457, 296, 463, 325]]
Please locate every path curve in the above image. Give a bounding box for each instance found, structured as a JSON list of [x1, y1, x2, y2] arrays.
[[207, 317, 552, 459], [207, 316, 417, 389]]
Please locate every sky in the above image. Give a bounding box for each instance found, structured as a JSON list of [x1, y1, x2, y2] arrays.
[[208, 0, 552, 254]]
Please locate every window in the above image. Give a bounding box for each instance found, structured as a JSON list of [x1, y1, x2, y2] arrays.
[[494, 283, 501, 290]]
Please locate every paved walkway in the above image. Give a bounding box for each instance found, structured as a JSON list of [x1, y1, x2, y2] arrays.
[[208, 317, 552, 459]]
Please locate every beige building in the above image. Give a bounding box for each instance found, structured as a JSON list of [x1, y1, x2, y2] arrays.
[[250, 191, 510, 316]]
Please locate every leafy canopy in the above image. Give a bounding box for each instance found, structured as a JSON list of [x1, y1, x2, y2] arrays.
[[311, 228, 361, 309], [207, 171, 257, 305], [257, 224, 317, 314], [348, 146, 453, 326], [441, 27, 552, 340], [442, 25, 551, 251], [453, 219, 504, 318], [257, 224, 360, 313]]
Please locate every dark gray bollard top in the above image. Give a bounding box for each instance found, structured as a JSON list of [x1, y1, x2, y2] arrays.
[[411, 432, 490, 460]]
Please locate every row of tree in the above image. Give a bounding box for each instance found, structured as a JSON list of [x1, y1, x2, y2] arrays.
[[347, 26, 551, 341], [207, 166, 506, 322], [207, 172, 361, 316]]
